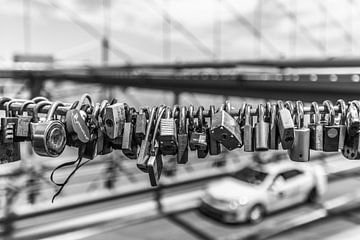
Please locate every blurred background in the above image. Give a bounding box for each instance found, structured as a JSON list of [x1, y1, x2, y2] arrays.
[[2, 0, 360, 239]]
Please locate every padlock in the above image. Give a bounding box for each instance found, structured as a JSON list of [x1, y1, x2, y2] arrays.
[[175, 105, 189, 163], [210, 101, 242, 150], [137, 106, 158, 172], [0, 99, 21, 163], [243, 104, 254, 152], [288, 101, 310, 162], [122, 107, 138, 159], [15, 100, 34, 141], [208, 105, 221, 155], [159, 107, 178, 155], [32, 101, 67, 157], [347, 100, 360, 136], [268, 103, 279, 149], [147, 140, 163, 186], [277, 100, 295, 149], [103, 102, 127, 140], [189, 106, 208, 157], [308, 102, 323, 151], [336, 99, 347, 150], [1, 100, 22, 144], [196, 106, 209, 158], [97, 100, 113, 155], [83, 103, 100, 160], [146, 106, 166, 184], [135, 107, 148, 145], [66, 94, 91, 147], [188, 105, 197, 151], [255, 104, 269, 151], [342, 101, 360, 160], [322, 100, 340, 152]]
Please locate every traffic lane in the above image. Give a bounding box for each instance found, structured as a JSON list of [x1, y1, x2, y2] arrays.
[[269, 208, 360, 240], [93, 177, 360, 240], [13, 176, 209, 230]]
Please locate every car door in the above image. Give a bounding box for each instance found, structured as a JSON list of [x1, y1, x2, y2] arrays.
[[267, 174, 289, 212], [267, 169, 311, 212], [281, 169, 313, 204]]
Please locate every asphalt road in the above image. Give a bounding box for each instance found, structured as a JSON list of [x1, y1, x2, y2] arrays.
[[89, 177, 360, 240], [25, 171, 360, 240]]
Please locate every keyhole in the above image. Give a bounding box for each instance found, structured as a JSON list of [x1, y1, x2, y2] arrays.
[[105, 119, 114, 127], [221, 133, 228, 140]]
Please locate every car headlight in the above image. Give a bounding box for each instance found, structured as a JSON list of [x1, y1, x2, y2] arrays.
[[228, 197, 249, 210]]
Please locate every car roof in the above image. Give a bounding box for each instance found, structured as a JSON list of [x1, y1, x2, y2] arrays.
[[252, 160, 303, 175]]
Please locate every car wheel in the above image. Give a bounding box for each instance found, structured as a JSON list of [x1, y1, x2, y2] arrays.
[[307, 188, 319, 204], [248, 204, 265, 224]]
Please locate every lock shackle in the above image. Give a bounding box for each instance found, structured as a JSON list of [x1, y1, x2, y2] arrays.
[[151, 106, 166, 150], [127, 107, 136, 122], [277, 100, 285, 110], [164, 106, 171, 119], [257, 104, 266, 122], [0, 97, 12, 109], [238, 102, 247, 125], [33, 101, 51, 123], [19, 100, 35, 115], [197, 106, 205, 129], [32, 96, 49, 104], [244, 104, 252, 125], [46, 101, 65, 121], [32, 96, 48, 103], [218, 104, 225, 112], [188, 105, 195, 130], [209, 105, 216, 122], [109, 98, 117, 105], [270, 104, 277, 125], [5, 100, 25, 117], [145, 106, 157, 144], [179, 106, 187, 134], [284, 101, 295, 114], [295, 101, 304, 128], [264, 102, 272, 122], [172, 105, 180, 118], [225, 100, 231, 113], [139, 107, 150, 119], [323, 100, 335, 125], [310, 102, 321, 124], [99, 99, 109, 116], [93, 103, 101, 119], [76, 94, 93, 111], [336, 99, 347, 124]]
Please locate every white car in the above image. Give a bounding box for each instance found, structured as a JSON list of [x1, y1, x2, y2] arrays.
[[200, 160, 327, 224]]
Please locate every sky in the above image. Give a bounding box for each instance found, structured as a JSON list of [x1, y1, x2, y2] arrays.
[[0, 0, 358, 65]]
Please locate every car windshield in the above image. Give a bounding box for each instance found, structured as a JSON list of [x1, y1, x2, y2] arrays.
[[233, 167, 268, 185]]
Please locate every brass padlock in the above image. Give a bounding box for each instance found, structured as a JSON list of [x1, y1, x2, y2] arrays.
[[243, 104, 254, 152], [208, 105, 221, 155], [336, 99, 347, 150], [288, 101, 310, 162], [159, 107, 178, 155], [322, 100, 340, 152], [308, 101, 323, 151], [268, 103, 279, 150], [175, 105, 189, 163], [255, 104, 269, 151], [15, 100, 34, 141], [277, 100, 295, 149]]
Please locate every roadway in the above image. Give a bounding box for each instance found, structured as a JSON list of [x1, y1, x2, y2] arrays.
[[7, 153, 360, 240]]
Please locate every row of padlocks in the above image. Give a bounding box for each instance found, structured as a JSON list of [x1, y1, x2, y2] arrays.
[[0, 95, 358, 190]]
